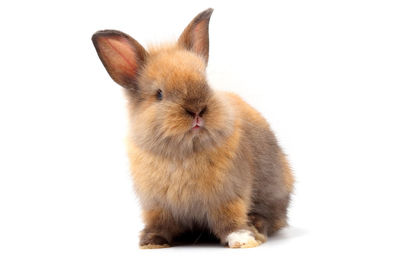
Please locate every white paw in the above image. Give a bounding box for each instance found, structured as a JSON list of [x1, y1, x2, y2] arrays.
[[226, 229, 261, 248]]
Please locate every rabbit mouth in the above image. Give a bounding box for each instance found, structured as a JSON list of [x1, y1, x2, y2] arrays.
[[191, 116, 204, 130], [191, 123, 204, 131]]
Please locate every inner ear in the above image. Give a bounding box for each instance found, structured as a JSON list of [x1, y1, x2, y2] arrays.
[[92, 30, 147, 89], [178, 8, 213, 64]]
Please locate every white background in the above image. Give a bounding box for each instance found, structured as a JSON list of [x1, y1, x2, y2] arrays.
[[1, 0, 399, 266]]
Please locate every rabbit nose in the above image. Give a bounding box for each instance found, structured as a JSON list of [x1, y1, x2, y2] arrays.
[[185, 109, 196, 118], [199, 106, 207, 117], [185, 106, 207, 118]]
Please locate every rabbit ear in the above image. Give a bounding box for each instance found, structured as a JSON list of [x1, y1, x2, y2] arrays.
[[92, 30, 147, 89], [178, 8, 213, 64]]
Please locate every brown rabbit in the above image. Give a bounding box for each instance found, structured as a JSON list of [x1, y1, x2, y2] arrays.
[[92, 8, 294, 249]]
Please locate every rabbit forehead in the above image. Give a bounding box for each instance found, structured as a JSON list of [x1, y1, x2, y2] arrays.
[[143, 47, 207, 94]]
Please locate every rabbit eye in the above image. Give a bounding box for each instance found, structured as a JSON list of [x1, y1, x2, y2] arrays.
[[156, 89, 163, 100]]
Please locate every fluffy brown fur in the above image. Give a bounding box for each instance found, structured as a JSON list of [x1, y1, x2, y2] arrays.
[[92, 8, 294, 249]]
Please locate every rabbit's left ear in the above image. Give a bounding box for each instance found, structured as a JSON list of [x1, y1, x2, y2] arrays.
[[178, 8, 213, 64], [92, 30, 147, 89]]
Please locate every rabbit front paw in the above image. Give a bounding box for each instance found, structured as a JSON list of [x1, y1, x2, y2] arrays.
[[226, 229, 261, 248]]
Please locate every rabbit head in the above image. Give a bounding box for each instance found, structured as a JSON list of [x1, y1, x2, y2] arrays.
[[92, 9, 235, 157]]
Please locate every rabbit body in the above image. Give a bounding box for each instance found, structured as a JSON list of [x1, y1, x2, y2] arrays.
[[92, 9, 294, 248]]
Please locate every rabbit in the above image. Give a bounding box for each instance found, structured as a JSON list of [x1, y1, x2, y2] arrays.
[[92, 8, 294, 249]]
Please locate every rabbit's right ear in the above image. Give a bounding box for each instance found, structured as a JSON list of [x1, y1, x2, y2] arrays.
[[92, 30, 147, 89], [178, 8, 213, 64]]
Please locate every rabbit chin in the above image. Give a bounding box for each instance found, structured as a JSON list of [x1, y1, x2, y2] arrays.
[[172, 127, 230, 155], [130, 120, 234, 159]]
